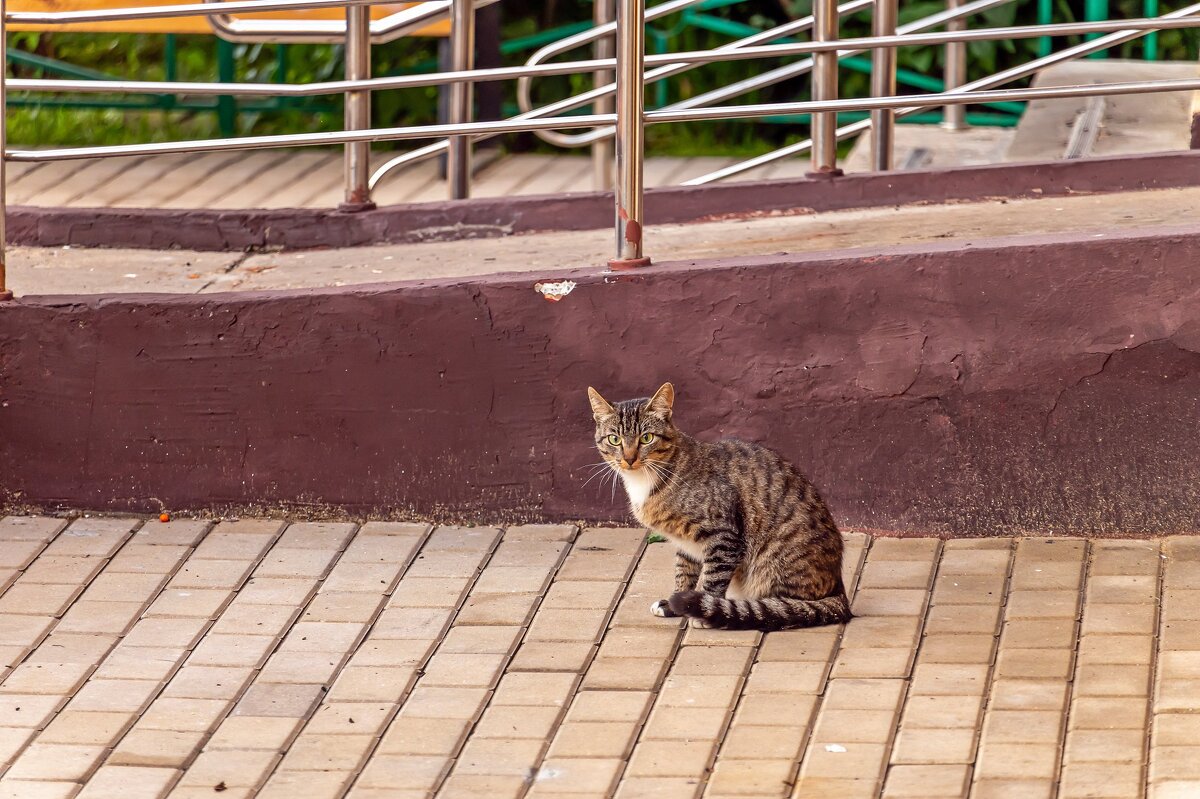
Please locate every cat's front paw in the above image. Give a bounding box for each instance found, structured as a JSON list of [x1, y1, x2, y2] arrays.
[[650, 599, 679, 618], [688, 617, 714, 629]]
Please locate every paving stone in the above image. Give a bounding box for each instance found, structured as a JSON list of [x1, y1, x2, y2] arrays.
[[1067, 697, 1148, 729], [994, 648, 1075, 680], [161, 666, 253, 701], [658, 674, 743, 707], [235, 579, 315, 606], [473, 705, 563, 740], [968, 780, 1054, 799], [866, 539, 940, 561], [109, 729, 207, 767], [257, 652, 343, 684], [254, 549, 339, 580], [280, 733, 375, 771], [233, 683, 323, 718], [822, 679, 907, 713], [1086, 575, 1159, 604], [547, 721, 639, 759], [421, 652, 508, 688], [900, 694, 985, 729], [502, 525, 577, 543], [565, 691, 653, 724], [0, 662, 92, 695], [831, 648, 914, 679], [79, 573, 169, 604], [850, 589, 928, 617], [924, 604, 1002, 635], [455, 593, 541, 626], [930, 573, 1006, 605], [0, 584, 83, 617], [21, 556, 105, 587], [191, 533, 278, 561], [75, 765, 179, 799], [257, 770, 352, 799], [838, 617, 921, 650], [25, 634, 113, 666], [0, 727, 33, 767], [1004, 590, 1082, 619], [542, 581, 623, 610], [857, 561, 937, 591], [322, 564, 404, 593], [138, 697, 228, 732], [188, 634, 276, 668], [532, 757, 623, 793], [131, 520, 209, 548], [582, 657, 669, 690], [974, 742, 1060, 780], [706, 758, 796, 795], [205, 716, 302, 751], [377, 716, 471, 755], [121, 618, 210, 650], [1059, 761, 1146, 798], [800, 742, 889, 781], [144, 589, 230, 619], [1001, 619, 1079, 649], [1081, 603, 1157, 636], [680, 627, 761, 648], [400, 687, 491, 720], [1064, 728, 1148, 763], [0, 615, 55, 646], [350, 639, 434, 670], [67, 679, 160, 714], [5, 743, 106, 781], [642, 706, 729, 741], [301, 592, 382, 624], [1074, 663, 1152, 697], [177, 749, 280, 789], [917, 634, 997, 664], [812, 709, 900, 744], [793, 776, 882, 799], [91, 647, 184, 682], [908, 663, 990, 696], [882, 764, 972, 797], [980, 710, 1065, 745], [275, 523, 357, 551], [718, 723, 805, 760], [439, 774, 528, 799], [0, 517, 66, 542], [39, 711, 134, 746], [528, 608, 611, 644], [937, 548, 1010, 575], [1079, 635, 1154, 667], [756, 629, 840, 662], [354, 754, 450, 790], [732, 692, 818, 727], [368, 607, 453, 640], [455, 737, 545, 776], [326, 666, 418, 703], [0, 540, 54, 570], [510, 641, 595, 672], [56, 602, 144, 635], [989, 680, 1070, 712], [388, 577, 473, 608], [891, 726, 978, 764]]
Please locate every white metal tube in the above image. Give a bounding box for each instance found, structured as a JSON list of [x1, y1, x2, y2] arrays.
[[342, 2, 373, 207], [870, 0, 897, 170], [447, 0, 475, 199], [593, 0, 616, 191], [610, 0, 649, 268], [944, 0, 967, 129], [811, 0, 840, 173]]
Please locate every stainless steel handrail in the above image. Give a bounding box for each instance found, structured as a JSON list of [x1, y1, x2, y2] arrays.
[[688, 0, 1200, 184], [3, 0, 1200, 297]]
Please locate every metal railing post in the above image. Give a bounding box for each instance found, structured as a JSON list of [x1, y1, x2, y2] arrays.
[[609, 0, 649, 269], [341, 1, 374, 209], [593, 0, 615, 191], [943, 0, 968, 129], [870, 0, 897, 170], [0, 0, 9, 302], [447, 0, 474, 199], [810, 0, 841, 173]]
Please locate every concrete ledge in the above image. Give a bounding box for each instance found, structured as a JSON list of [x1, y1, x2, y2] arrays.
[[3, 224, 1200, 535], [10, 149, 1200, 252]]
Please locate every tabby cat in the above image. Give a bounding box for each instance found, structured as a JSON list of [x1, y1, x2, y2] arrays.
[[588, 382, 851, 630]]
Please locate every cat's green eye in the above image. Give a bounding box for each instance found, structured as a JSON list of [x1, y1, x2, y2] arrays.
[[606, 434, 621, 447], [640, 433, 656, 445]]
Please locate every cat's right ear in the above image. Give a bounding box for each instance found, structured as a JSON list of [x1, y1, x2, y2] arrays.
[[588, 387, 615, 420]]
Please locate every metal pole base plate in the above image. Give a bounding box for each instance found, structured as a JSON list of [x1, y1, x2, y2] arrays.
[[337, 201, 378, 213], [0, 291, 13, 302], [805, 168, 845, 179], [608, 256, 652, 270]]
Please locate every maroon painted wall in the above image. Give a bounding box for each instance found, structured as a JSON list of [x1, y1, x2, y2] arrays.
[[2, 225, 1199, 535]]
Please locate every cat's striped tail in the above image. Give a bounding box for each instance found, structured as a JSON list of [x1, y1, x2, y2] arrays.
[[667, 590, 852, 631]]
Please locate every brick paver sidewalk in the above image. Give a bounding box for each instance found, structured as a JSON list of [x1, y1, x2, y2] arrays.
[[0, 515, 1191, 798]]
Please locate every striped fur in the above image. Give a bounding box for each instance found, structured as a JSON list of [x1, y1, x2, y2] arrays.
[[589, 382, 851, 632]]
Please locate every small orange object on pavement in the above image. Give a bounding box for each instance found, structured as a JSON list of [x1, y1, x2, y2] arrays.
[[159, 513, 170, 523]]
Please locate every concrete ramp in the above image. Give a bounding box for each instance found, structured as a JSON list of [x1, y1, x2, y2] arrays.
[[1005, 58, 1198, 161]]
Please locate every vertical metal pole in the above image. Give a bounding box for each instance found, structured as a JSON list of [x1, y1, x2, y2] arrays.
[[810, 0, 841, 174], [341, 2, 373, 209], [447, 0, 475, 200], [0, 0, 9, 301], [608, 0, 649, 269], [870, 0, 897, 171], [593, 0, 615, 191], [943, 0, 967, 130]]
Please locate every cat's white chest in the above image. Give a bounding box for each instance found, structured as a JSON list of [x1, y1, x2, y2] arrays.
[[618, 468, 657, 510]]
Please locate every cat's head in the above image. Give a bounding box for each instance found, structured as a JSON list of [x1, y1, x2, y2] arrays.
[[587, 383, 678, 472]]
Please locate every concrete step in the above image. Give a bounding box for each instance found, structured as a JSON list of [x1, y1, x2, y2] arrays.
[[843, 124, 1016, 172], [1005, 59, 1198, 162]]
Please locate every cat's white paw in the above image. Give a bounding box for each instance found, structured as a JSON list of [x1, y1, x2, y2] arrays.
[[689, 617, 714, 629], [650, 599, 671, 617]]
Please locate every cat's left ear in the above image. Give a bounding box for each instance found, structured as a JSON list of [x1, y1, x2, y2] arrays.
[[647, 382, 675, 417], [588, 387, 616, 420]]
